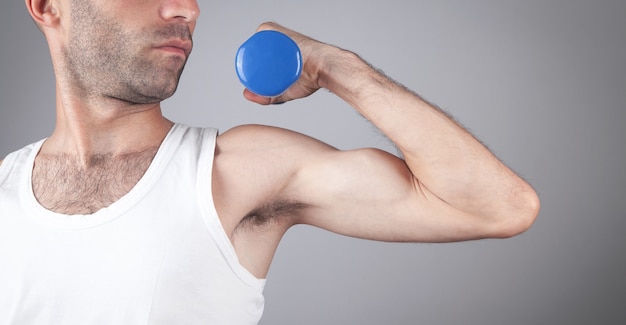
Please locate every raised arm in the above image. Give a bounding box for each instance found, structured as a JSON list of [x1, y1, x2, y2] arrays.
[[243, 23, 540, 243]]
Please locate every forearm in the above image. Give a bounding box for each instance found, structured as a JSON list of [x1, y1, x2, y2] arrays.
[[319, 48, 539, 231]]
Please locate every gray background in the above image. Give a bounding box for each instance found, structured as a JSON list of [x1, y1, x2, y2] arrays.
[[1, 1, 625, 324]]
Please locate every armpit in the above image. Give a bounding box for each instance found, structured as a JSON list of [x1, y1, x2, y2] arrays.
[[236, 199, 310, 231]]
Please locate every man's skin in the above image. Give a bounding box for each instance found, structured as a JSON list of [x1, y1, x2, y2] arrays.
[[7, 0, 541, 280]]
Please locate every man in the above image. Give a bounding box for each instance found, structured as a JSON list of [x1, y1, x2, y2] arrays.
[[0, 0, 539, 324]]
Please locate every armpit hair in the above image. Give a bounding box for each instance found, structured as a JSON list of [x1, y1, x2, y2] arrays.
[[236, 199, 310, 231]]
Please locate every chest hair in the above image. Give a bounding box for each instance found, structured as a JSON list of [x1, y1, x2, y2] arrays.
[[32, 147, 159, 215]]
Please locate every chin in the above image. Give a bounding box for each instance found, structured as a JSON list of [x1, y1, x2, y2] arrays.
[[126, 77, 181, 103]]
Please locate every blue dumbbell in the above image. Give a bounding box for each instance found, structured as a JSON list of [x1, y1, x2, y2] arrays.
[[235, 30, 302, 98]]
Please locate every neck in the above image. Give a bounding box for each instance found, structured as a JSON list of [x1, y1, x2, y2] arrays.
[[42, 85, 174, 163]]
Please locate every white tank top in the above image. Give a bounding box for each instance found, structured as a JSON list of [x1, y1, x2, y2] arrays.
[[0, 124, 266, 324]]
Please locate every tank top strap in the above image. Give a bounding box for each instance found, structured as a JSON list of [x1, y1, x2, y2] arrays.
[[195, 126, 267, 290]]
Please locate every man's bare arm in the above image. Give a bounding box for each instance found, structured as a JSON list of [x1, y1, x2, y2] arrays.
[[244, 23, 540, 242]]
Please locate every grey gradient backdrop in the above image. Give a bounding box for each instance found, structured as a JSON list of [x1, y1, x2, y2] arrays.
[[1, 1, 625, 324]]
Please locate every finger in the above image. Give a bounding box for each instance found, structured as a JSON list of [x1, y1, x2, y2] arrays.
[[243, 89, 272, 105], [256, 22, 305, 44], [256, 21, 286, 33], [243, 89, 290, 106]]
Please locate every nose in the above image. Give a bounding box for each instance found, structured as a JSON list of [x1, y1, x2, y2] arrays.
[[159, 0, 200, 24]]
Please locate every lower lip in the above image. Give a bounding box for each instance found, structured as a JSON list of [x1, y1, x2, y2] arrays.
[[156, 46, 186, 57]]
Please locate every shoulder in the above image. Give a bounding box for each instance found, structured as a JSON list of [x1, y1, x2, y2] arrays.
[[213, 124, 337, 194], [216, 124, 335, 154], [214, 124, 339, 177], [211, 124, 337, 229]]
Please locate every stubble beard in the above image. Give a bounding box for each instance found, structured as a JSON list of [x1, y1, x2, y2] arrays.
[[63, 1, 192, 106]]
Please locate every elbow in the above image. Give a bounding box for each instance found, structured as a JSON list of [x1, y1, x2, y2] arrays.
[[492, 187, 541, 239]]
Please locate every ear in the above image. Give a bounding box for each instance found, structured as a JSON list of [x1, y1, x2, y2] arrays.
[[25, 0, 61, 29]]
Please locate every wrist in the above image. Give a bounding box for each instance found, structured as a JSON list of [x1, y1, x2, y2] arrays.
[[318, 48, 360, 88], [318, 47, 384, 106]]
